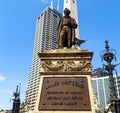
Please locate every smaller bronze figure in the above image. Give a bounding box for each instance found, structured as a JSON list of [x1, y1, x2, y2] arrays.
[[12, 85, 20, 113], [57, 8, 78, 48]]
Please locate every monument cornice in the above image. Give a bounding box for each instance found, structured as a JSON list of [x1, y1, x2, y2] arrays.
[[38, 49, 93, 60]]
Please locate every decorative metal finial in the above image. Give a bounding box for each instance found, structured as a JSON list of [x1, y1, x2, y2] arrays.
[[105, 40, 109, 52], [103, 40, 115, 63]]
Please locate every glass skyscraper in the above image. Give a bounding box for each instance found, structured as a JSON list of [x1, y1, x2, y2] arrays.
[[25, 7, 62, 110], [114, 74, 120, 98], [92, 74, 120, 110], [92, 76, 110, 109]]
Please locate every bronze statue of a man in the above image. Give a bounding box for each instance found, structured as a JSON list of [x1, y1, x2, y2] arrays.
[[57, 8, 78, 49]]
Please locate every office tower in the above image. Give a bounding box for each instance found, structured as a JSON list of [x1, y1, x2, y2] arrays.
[[25, 7, 62, 110], [114, 74, 120, 98], [92, 73, 120, 109], [92, 76, 110, 109], [64, 0, 79, 39]]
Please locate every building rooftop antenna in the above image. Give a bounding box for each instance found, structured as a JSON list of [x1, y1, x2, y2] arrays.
[[50, 0, 53, 9], [57, 0, 59, 11]]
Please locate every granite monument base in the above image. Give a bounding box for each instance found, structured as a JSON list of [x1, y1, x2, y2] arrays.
[[34, 49, 95, 113]]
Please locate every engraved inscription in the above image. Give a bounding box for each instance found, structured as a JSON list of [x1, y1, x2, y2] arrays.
[[39, 77, 91, 111]]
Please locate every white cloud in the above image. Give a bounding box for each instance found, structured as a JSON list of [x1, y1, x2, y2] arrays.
[[0, 74, 5, 81]]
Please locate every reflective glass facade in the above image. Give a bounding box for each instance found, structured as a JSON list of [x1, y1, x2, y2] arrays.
[[92, 74, 120, 109], [92, 76, 110, 109]]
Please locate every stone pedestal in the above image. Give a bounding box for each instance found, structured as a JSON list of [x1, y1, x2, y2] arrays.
[[34, 49, 95, 113]]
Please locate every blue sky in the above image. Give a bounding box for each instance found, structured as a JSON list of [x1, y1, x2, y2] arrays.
[[0, 0, 120, 110]]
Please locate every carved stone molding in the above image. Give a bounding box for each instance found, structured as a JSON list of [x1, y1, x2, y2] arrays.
[[38, 49, 93, 75], [41, 60, 91, 72]]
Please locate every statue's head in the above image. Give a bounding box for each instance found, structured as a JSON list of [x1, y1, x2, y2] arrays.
[[64, 8, 71, 16]]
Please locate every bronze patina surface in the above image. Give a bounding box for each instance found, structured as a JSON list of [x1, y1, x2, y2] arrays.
[[39, 77, 91, 111], [57, 8, 77, 48]]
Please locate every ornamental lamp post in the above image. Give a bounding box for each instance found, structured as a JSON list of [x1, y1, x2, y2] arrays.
[[100, 40, 120, 113]]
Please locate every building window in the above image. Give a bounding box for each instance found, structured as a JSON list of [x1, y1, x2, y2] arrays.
[[54, 14, 57, 18], [73, 0, 75, 3]]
